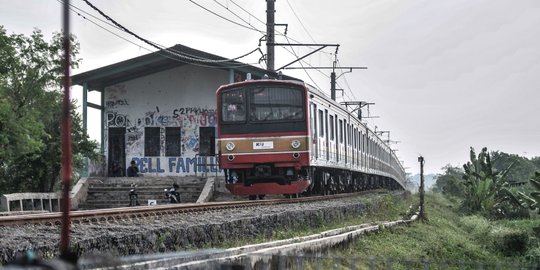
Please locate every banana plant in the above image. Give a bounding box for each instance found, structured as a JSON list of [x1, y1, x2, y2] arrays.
[[461, 147, 514, 214], [510, 171, 540, 214]]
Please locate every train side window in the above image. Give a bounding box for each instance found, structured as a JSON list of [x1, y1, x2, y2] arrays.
[[348, 124, 351, 146], [339, 120, 343, 143], [318, 110, 324, 137], [312, 103, 317, 138], [358, 130, 361, 152], [329, 115, 334, 141], [345, 124, 348, 145], [353, 128, 357, 149], [324, 109, 329, 140], [361, 132, 365, 152]]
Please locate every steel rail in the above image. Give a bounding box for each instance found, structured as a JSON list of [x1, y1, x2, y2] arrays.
[[0, 192, 373, 226]]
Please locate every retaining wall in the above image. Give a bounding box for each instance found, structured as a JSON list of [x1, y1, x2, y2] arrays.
[[0, 193, 404, 265]]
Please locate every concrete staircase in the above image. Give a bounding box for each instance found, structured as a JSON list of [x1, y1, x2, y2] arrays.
[[78, 176, 206, 209]]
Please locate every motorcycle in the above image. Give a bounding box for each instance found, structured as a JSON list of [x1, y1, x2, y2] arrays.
[[165, 184, 181, 203], [128, 184, 140, 206]]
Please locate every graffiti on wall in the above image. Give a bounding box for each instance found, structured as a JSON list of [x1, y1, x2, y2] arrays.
[[107, 111, 130, 127], [105, 83, 218, 175], [173, 107, 216, 156], [126, 130, 143, 156], [131, 156, 221, 174], [136, 106, 181, 127]]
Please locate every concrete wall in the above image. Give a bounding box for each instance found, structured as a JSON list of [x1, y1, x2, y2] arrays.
[[0, 193, 61, 212], [0, 178, 90, 212], [104, 65, 228, 176]]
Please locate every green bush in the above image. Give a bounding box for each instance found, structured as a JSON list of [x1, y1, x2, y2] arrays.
[[459, 215, 491, 240], [524, 246, 540, 263], [533, 226, 540, 238], [492, 228, 530, 256]]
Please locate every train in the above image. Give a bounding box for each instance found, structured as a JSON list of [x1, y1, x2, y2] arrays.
[[216, 78, 406, 199]]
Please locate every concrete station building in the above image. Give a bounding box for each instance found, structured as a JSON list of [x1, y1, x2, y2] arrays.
[[72, 44, 296, 177]]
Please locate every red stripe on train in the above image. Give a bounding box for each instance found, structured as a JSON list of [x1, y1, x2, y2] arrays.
[[225, 180, 311, 195]]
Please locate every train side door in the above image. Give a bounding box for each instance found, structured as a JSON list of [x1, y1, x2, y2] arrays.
[[344, 123, 351, 167], [318, 109, 325, 160], [310, 103, 317, 160], [338, 119, 344, 166], [333, 114, 338, 163], [325, 109, 329, 162], [361, 131, 365, 170]]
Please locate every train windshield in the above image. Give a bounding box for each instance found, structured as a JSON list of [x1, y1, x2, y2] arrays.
[[221, 88, 246, 122], [220, 85, 306, 134], [249, 87, 304, 122], [221, 86, 304, 123]]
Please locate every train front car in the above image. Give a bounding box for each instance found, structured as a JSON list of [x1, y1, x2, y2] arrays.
[[217, 80, 311, 198]]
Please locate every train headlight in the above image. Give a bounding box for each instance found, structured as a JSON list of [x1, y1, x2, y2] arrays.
[[291, 140, 301, 149], [226, 142, 236, 151]]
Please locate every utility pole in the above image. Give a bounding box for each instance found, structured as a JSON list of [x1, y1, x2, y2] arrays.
[[340, 101, 375, 120], [285, 64, 366, 101], [329, 59, 367, 100], [418, 156, 427, 221], [266, 0, 275, 72]]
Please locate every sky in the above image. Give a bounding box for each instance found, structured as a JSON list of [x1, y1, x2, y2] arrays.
[[1, 0, 539, 175]]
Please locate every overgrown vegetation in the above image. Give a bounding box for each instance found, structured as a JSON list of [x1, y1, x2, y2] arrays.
[[0, 26, 98, 194], [508, 172, 540, 215], [324, 194, 539, 269], [460, 147, 514, 215], [434, 147, 540, 219], [210, 192, 414, 249]]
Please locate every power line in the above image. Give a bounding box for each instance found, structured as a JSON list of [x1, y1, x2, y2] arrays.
[[229, 0, 267, 26], [58, 0, 260, 70], [285, 0, 317, 44], [82, 0, 262, 64], [213, 0, 265, 33], [281, 1, 357, 101], [282, 36, 322, 91], [188, 0, 265, 34]]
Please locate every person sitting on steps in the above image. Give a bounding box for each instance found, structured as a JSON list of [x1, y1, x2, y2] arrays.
[[127, 160, 139, 177]]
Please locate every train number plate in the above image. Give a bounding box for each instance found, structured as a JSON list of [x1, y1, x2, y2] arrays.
[[253, 141, 274, 149]]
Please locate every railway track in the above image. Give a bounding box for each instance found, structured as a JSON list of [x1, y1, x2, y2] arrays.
[[0, 192, 376, 226]]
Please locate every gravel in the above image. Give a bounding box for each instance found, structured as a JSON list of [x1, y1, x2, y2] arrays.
[[0, 192, 398, 265]]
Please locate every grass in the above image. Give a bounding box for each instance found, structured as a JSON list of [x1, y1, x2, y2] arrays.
[[202, 191, 539, 269], [210, 192, 415, 249], [320, 193, 540, 269]]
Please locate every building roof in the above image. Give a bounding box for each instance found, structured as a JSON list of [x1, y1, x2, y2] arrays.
[[72, 44, 298, 91]]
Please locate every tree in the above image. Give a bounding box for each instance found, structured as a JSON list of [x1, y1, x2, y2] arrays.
[[0, 26, 98, 194], [460, 147, 514, 215], [530, 157, 540, 171], [510, 171, 540, 214], [433, 165, 464, 197], [491, 151, 538, 184]]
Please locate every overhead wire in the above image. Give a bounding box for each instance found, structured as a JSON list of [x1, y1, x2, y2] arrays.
[[213, 0, 265, 33], [229, 0, 267, 26], [82, 0, 262, 64], [283, 36, 322, 91], [281, 0, 362, 104], [281, 1, 377, 129], [74, 0, 357, 100], [198, 0, 336, 81], [57, 0, 260, 69], [285, 0, 317, 45], [188, 0, 265, 34]]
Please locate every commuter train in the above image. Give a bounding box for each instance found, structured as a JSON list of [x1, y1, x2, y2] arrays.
[[216, 78, 406, 199]]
